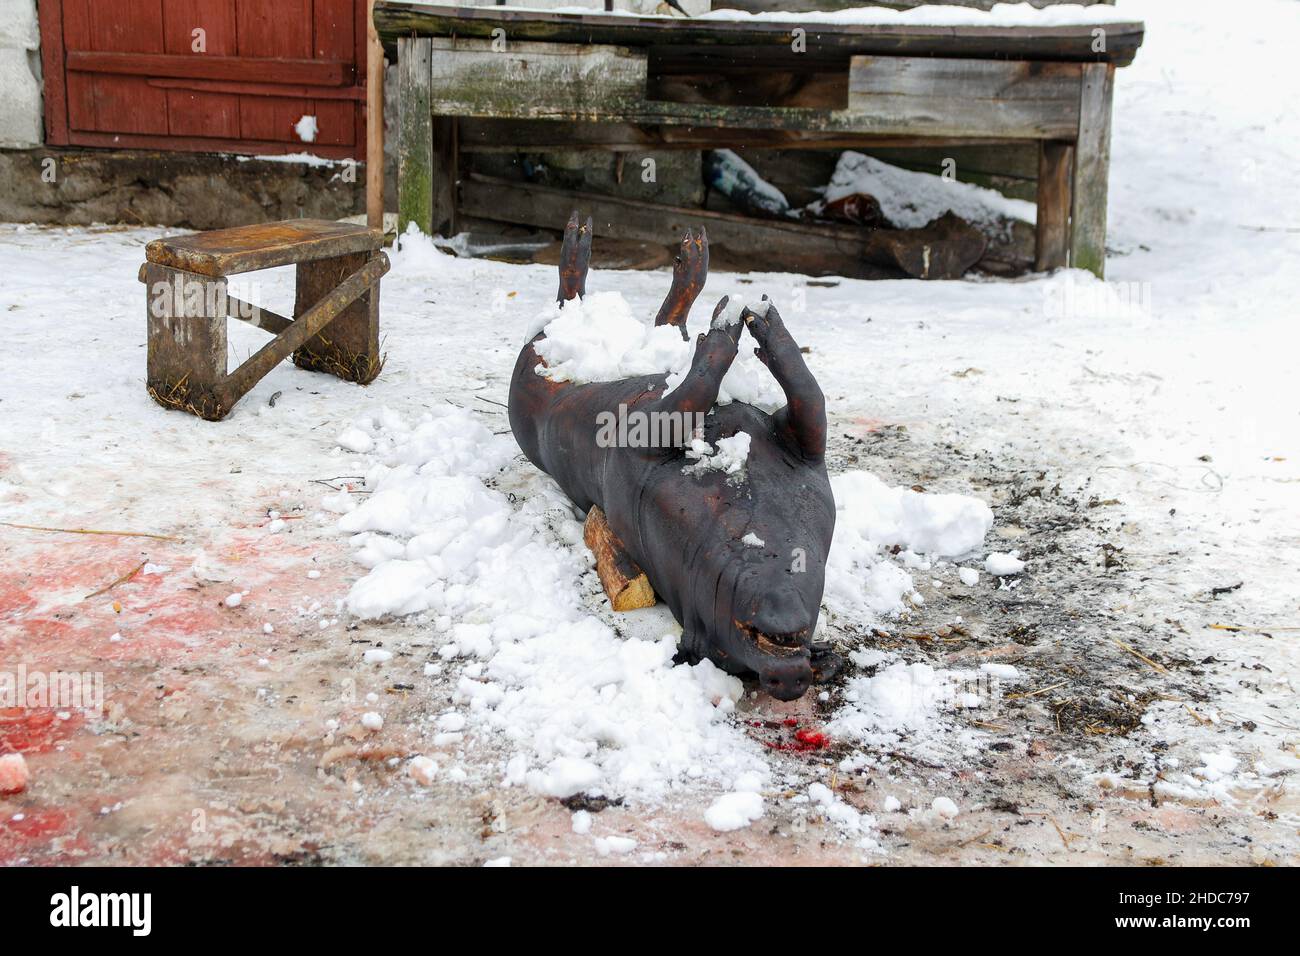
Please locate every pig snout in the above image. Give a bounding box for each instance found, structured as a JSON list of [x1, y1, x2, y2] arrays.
[[759, 658, 813, 701]]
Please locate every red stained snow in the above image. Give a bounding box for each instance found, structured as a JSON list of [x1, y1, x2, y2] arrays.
[[0, 512, 352, 863], [748, 719, 831, 753], [0, 709, 83, 755]]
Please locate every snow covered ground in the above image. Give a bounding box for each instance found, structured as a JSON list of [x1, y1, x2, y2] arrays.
[[1, 0, 1297, 865]]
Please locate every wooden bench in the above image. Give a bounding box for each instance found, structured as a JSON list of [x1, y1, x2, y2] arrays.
[[374, 2, 1144, 278], [139, 219, 389, 421]]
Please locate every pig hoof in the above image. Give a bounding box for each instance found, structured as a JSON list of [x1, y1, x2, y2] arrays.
[[672, 227, 708, 288], [810, 642, 844, 684]]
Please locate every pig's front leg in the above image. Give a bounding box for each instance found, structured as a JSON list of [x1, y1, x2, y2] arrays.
[[742, 299, 827, 462], [649, 296, 743, 421]]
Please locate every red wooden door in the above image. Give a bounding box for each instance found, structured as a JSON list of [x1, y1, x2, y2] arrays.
[[39, 0, 368, 160]]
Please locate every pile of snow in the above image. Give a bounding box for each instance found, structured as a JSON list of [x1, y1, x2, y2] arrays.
[[661, 331, 785, 409], [329, 405, 769, 802], [985, 551, 1026, 576], [530, 292, 690, 383], [819, 151, 1035, 230], [530, 290, 786, 410], [803, 782, 880, 849], [829, 661, 971, 747], [293, 115, 318, 144], [823, 471, 993, 620], [551, 3, 1132, 27], [683, 431, 751, 478], [696, 3, 1132, 27], [705, 790, 765, 831], [711, 293, 767, 329]]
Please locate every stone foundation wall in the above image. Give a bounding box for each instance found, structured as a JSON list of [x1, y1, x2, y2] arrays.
[[0, 148, 366, 228]]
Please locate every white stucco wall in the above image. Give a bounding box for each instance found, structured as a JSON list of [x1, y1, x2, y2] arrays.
[[0, 0, 42, 147]]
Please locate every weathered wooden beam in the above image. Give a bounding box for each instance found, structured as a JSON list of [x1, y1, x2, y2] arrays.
[[1035, 140, 1073, 271], [461, 173, 888, 278], [366, 0, 385, 231], [1070, 62, 1114, 277], [428, 39, 648, 120], [431, 117, 458, 237], [458, 118, 1029, 152], [848, 56, 1082, 139], [373, 3, 1145, 66], [397, 36, 433, 236], [428, 40, 1083, 140]]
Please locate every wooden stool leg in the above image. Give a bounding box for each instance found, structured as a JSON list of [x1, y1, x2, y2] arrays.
[[292, 252, 383, 384], [143, 263, 229, 420]]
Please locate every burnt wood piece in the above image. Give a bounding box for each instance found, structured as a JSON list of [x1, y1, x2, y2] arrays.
[[509, 217, 836, 701], [142, 219, 388, 420], [373, 3, 1145, 66], [584, 505, 657, 612]]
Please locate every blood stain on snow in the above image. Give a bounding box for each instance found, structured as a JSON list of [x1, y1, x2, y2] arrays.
[[747, 719, 832, 753], [0, 708, 83, 754]]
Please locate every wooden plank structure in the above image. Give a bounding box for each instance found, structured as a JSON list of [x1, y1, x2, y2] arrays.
[[373, 2, 1143, 277], [139, 219, 389, 421]]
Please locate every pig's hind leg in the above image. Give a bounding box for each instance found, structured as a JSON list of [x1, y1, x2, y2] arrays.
[[654, 227, 709, 340], [556, 211, 594, 303]]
